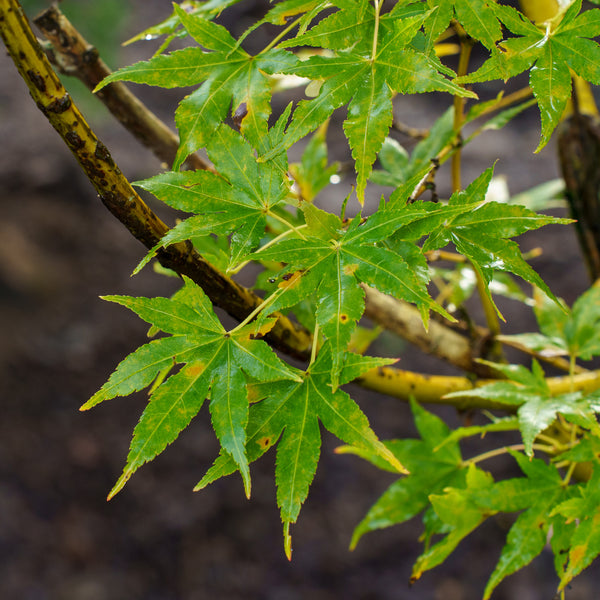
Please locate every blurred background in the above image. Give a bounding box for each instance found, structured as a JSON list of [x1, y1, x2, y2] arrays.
[[1, 1, 599, 598]]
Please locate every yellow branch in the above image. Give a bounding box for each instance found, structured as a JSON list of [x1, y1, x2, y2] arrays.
[[358, 365, 600, 409]]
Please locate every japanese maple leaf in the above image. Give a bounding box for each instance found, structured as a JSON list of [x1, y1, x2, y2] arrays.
[[407, 167, 571, 312], [416, 452, 567, 596], [260, 2, 475, 202], [423, 0, 502, 52], [95, 4, 298, 167], [350, 400, 467, 549], [195, 344, 404, 559], [134, 122, 291, 273], [82, 278, 301, 499], [459, 1, 600, 149], [252, 201, 452, 387], [552, 466, 600, 589], [445, 359, 600, 455]]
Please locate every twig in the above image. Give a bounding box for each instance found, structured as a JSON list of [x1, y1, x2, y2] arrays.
[[33, 5, 212, 173], [450, 23, 473, 194], [362, 286, 496, 378]]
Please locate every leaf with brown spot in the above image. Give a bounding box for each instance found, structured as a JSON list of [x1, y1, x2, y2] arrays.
[[87, 278, 301, 500], [196, 344, 404, 557]]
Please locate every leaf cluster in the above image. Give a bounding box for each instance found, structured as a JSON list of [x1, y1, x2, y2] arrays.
[[78, 0, 600, 595]]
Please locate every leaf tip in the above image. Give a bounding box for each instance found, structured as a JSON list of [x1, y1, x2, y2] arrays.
[[92, 80, 107, 94], [380, 442, 408, 474], [243, 473, 252, 500], [283, 522, 293, 561]]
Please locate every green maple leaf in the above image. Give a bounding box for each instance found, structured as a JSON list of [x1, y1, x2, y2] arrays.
[[414, 452, 566, 589], [416, 167, 570, 312], [195, 344, 404, 558], [498, 283, 600, 362], [252, 202, 452, 387], [260, 4, 475, 202], [424, 0, 502, 52], [412, 464, 495, 580], [475, 453, 565, 598], [562, 284, 600, 360], [82, 278, 301, 499], [133, 123, 291, 273], [552, 466, 600, 589], [459, 1, 600, 150], [96, 4, 297, 168], [446, 359, 600, 455], [350, 400, 466, 549]]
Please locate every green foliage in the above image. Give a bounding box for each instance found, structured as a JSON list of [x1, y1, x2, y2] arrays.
[[459, 0, 600, 150], [81, 0, 600, 595]]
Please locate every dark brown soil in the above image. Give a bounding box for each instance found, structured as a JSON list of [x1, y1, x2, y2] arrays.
[[1, 2, 599, 599]]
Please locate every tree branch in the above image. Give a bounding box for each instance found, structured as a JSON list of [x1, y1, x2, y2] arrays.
[[362, 286, 497, 378], [33, 5, 212, 173], [358, 366, 600, 409]]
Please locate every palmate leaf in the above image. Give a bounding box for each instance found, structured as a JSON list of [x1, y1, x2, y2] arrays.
[[424, 0, 502, 52], [260, 4, 475, 202], [552, 466, 600, 588], [416, 167, 571, 310], [350, 400, 466, 549], [459, 0, 600, 150], [195, 344, 403, 558], [477, 453, 566, 598], [499, 283, 600, 362], [95, 5, 298, 168], [412, 465, 495, 580], [414, 454, 562, 586], [82, 278, 301, 499], [446, 359, 600, 455], [416, 452, 566, 595], [252, 202, 452, 387], [133, 123, 290, 273]]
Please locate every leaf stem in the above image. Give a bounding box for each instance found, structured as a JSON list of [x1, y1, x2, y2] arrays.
[[260, 14, 305, 55], [472, 86, 534, 121], [562, 460, 577, 487], [229, 287, 285, 334], [267, 209, 308, 240], [569, 353, 576, 393], [535, 432, 568, 450], [465, 443, 555, 466], [371, 0, 383, 62], [410, 92, 533, 201], [451, 28, 474, 194], [309, 322, 320, 367], [474, 267, 506, 361], [228, 224, 308, 275]]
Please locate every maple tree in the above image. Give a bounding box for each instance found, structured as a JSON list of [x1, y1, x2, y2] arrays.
[[3, 0, 600, 596]]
